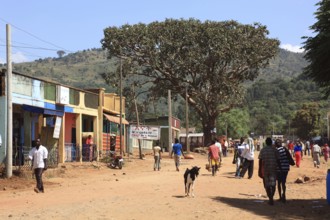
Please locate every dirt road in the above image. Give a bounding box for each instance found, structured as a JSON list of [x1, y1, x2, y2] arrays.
[[0, 151, 329, 220]]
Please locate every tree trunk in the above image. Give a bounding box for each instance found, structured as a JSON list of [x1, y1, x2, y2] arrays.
[[202, 117, 217, 147]]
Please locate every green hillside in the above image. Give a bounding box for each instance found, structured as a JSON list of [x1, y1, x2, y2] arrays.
[[11, 48, 307, 91]]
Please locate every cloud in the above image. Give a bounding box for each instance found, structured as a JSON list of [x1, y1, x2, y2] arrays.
[[12, 52, 30, 63], [0, 52, 30, 64], [280, 44, 304, 53]]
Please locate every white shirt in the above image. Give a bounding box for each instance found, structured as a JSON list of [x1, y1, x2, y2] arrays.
[[241, 142, 254, 161], [29, 145, 48, 169], [313, 144, 321, 153], [215, 141, 222, 153], [153, 146, 161, 157]]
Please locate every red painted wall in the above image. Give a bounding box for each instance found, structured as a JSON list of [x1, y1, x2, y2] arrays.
[[64, 113, 76, 143]]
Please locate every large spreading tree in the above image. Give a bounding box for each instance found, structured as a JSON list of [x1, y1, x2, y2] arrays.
[[101, 18, 279, 145], [303, 0, 330, 97]]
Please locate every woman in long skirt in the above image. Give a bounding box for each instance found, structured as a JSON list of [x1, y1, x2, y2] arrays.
[[294, 141, 303, 168]]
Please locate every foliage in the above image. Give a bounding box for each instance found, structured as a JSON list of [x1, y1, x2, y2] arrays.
[[245, 77, 330, 138], [216, 108, 250, 139], [291, 102, 322, 139], [57, 50, 66, 58], [101, 18, 279, 144], [303, 0, 330, 97]]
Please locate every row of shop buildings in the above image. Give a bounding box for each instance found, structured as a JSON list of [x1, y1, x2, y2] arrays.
[[0, 69, 129, 168], [0, 68, 184, 171]]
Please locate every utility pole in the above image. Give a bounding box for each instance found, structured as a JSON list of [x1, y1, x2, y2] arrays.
[[185, 86, 190, 153], [119, 57, 123, 156], [225, 121, 228, 139], [133, 84, 142, 159], [168, 90, 172, 155], [6, 24, 13, 178]]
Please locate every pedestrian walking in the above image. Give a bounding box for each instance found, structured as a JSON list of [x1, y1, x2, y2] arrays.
[[305, 140, 311, 156], [153, 140, 162, 171], [312, 142, 321, 168], [209, 140, 220, 176], [239, 136, 255, 179], [275, 139, 295, 203], [294, 141, 303, 167], [215, 138, 222, 170], [171, 138, 184, 171], [322, 143, 329, 163], [258, 137, 281, 205], [233, 137, 245, 178], [288, 141, 294, 157], [223, 138, 229, 157], [28, 139, 48, 193]]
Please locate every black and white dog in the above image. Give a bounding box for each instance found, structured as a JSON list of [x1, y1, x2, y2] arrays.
[[184, 166, 201, 197]]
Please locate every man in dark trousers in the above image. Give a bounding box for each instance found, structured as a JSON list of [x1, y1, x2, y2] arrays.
[[29, 138, 48, 193]]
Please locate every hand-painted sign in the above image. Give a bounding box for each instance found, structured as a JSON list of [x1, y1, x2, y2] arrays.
[[130, 125, 160, 140]]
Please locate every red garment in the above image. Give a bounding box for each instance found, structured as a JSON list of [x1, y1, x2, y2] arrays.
[[86, 137, 94, 161], [295, 151, 301, 167], [86, 138, 93, 145], [323, 146, 329, 162], [288, 142, 294, 150], [209, 144, 220, 160]]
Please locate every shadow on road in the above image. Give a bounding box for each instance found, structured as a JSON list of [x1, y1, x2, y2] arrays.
[[212, 196, 330, 220], [172, 195, 186, 198]]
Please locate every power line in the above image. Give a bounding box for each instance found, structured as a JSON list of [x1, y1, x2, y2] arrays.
[[0, 17, 73, 53], [0, 44, 71, 52]]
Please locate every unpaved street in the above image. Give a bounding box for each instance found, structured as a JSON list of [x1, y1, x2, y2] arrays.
[[0, 151, 329, 220]]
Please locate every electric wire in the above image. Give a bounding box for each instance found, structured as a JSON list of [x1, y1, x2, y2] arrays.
[[0, 17, 73, 60]]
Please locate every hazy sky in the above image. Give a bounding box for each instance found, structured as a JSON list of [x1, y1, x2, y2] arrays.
[[0, 0, 318, 64]]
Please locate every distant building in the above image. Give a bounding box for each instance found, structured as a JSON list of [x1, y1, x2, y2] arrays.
[[143, 116, 181, 152]]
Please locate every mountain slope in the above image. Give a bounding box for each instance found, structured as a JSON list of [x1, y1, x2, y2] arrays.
[[11, 48, 307, 92]]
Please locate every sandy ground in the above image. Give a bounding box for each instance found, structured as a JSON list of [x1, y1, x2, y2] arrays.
[[0, 150, 330, 220]]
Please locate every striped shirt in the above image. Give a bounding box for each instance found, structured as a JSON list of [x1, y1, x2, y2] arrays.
[[276, 146, 290, 172]]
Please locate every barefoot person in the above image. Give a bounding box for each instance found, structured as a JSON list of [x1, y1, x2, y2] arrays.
[[29, 139, 48, 193]]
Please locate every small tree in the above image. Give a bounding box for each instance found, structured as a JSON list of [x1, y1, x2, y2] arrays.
[[57, 50, 66, 58]]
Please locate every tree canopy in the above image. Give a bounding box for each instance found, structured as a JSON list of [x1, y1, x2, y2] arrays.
[[101, 18, 279, 144], [303, 0, 330, 97], [292, 103, 322, 140]]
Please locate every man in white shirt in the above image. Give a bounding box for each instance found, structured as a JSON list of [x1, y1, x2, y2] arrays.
[[239, 136, 255, 179], [29, 138, 48, 193]]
